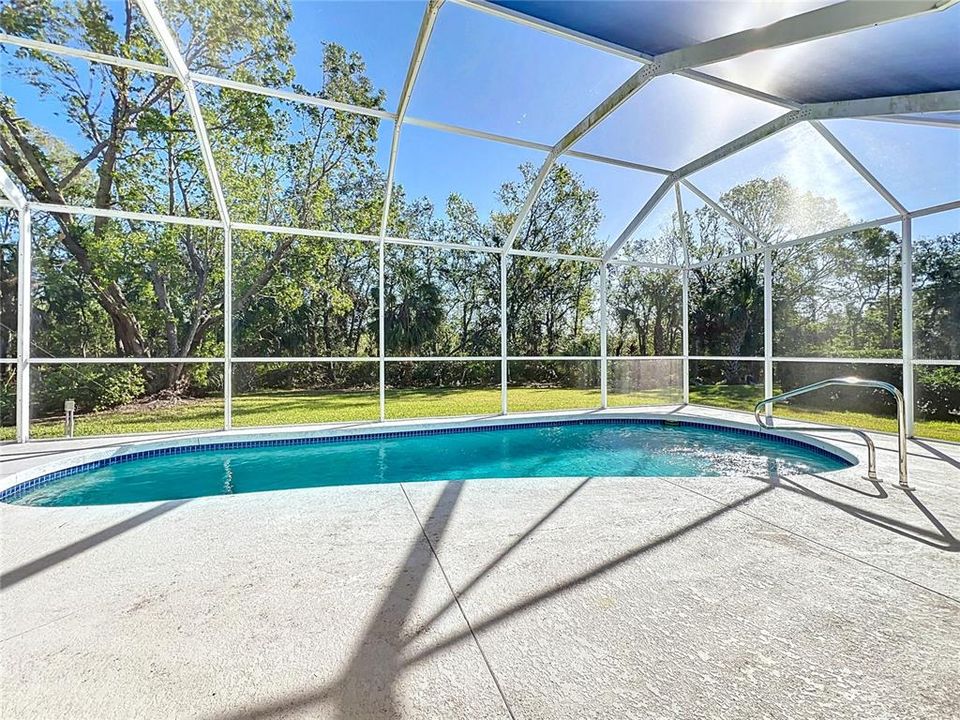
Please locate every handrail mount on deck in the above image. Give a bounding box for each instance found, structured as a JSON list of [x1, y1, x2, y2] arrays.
[[754, 377, 911, 489]]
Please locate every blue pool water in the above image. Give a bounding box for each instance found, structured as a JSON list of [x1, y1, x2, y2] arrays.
[[7, 421, 850, 507]]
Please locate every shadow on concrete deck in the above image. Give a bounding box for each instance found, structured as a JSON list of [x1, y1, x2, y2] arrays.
[[776, 474, 959, 551], [205, 479, 775, 720], [0, 499, 190, 589]]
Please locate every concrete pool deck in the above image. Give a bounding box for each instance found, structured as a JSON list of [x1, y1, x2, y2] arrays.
[[1, 407, 958, 719]]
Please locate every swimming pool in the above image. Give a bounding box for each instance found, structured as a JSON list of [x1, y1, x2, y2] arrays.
[[2, 418, 852, 507], [0, 418, 851, 506]]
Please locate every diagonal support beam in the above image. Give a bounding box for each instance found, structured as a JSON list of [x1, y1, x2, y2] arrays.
[[136, 0, 230, 225], [501, 149, 558, 251], [377, 0, 444, 421], [503, 0, 955, 253], [502, 61, 662, 252], [379, 0, 444, 238], [608, 178, 676, 261], [680, 179, 764, 246], [809, 120, 908, 216], [137, 0, 233, 427], [604, 89, 960, 261], [0, 165, 27, 211], [397, 1, 444, 124]]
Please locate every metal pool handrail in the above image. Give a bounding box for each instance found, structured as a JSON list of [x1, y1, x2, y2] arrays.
[[754, 377, 910, 489]]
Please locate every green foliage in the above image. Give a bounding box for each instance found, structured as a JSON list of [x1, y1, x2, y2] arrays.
[[608, 266, 681, 356], [690, 256, 764, 363], [0, 0, 166, 63], [0, 213, 17, 361], [773, 227, 902, 358], [35, 365, 146, 413], [717, 177, 845, 247], [234, 234, 378, 357], [383, 245, 500, 357], [160, 0, 294, 86], [777, 362, 902, 416], [0, 367, 14, 426], [383, 246, 446, 356], [916, 366, 960, 421], [914, 232, 960, 360], [234, 362, 375, 394]]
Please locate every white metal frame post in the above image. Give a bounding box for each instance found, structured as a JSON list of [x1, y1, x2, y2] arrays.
[[500, 253, 509, 414], [137, 0, 233, 430], [1, 166, 30, 441], [16, 209, 31, 442], [379, 241, 386, 421], [675, 183, 690, 405], [600, 262, 608, 408], [223, 225, 233, 428], [763, 249, 774, 424], [901, 216, 915, 437], [681, 269, 690, 405], [376, 0, 443, 422]]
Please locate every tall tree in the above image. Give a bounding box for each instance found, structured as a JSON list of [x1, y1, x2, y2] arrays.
[[1, 0, 383, 388]]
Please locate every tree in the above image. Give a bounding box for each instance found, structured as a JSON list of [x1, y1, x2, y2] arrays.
[[505, 163, 602, 360], [608, 265, 681, 356], [1, 0, 384, 395], [914, 231, 960, 360], [686, 177, 852, 384]]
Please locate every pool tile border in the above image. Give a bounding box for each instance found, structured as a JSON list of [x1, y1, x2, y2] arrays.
[[0, 417, 851, 503]]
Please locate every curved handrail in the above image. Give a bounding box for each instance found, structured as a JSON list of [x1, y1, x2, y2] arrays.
[[754, 377, 910, 489]]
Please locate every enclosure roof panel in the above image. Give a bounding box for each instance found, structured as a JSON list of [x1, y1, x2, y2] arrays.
[[489, 0, 840, 56], [698, 8, 960, 104], [491, 1, 960, 104], [409, 1, 640, 143]]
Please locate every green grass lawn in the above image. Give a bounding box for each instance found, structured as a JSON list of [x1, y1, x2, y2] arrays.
[[3, 385, 958, 443], [608, 387, 684, 407]]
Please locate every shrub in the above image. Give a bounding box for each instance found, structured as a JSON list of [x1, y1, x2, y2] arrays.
[[916, 366, 960, 421], [34, 365, 146, 415]]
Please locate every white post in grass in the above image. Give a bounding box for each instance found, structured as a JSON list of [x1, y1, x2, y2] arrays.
[[223, 224, 233, 430], [1, 163, 30, 442], [675, 183, 690, 406], [500, 252, 508, 414], [600, 262, 608, 409], [681, 267, 690, 405], [901, 216, 915, 437], [763, 248, 774, 425], [379, 239, 386, 422], [137, 0, 233, 430], [375, 1, 442, 423], [16, 208, 31, 442]]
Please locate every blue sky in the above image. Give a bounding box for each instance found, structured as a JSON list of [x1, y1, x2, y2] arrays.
[[2, 0, 957, 241], [573, 72, 786, 170]]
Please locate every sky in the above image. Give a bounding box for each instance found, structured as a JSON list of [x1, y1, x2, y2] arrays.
[[2, 0, 957, 242]]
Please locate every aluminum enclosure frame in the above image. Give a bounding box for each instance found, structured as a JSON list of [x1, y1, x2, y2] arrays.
[[1, 0, 958, 441]]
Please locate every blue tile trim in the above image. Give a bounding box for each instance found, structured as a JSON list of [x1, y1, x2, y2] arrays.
[[0, 417, 851, 503]]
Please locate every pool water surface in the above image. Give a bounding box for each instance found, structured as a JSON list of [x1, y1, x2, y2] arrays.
[[6, 420, 851, 507]]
